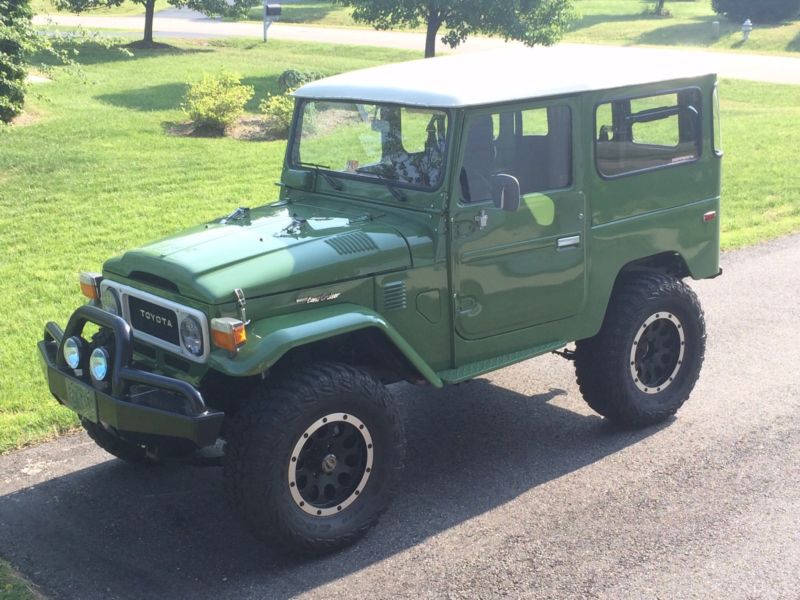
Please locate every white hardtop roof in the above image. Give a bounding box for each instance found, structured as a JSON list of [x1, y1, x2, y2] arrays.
[[294, 48, 715, 108]]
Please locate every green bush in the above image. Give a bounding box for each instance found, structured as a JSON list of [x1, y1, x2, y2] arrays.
[[0, 0, 33, 124], [712, 0, 800, 22], [259, 91, 295, 136], [182, 70, 253, 133], [277, 69, 324, 94]]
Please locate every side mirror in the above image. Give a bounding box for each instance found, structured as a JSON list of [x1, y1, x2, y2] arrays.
[[492, 174, 521, 212], [685, 104, 701, 140]]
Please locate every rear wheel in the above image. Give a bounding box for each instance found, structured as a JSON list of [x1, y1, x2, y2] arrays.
[[574, 273, 706, 427], [224, 362, 405, 555]]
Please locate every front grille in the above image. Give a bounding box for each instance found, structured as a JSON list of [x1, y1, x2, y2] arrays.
[[101, 280, 209, 364], [129, 296, 180, 345]]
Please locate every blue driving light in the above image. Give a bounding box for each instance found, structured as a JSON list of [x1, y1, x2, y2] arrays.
[[63, 337, 82, 369], [89, 347, 110, 382]]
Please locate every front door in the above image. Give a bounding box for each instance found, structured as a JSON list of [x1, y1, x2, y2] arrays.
[[451, 100, 587, 345]]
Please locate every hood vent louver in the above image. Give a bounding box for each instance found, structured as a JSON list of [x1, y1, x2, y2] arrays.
[[383, 281, 407, 311], [325, 231, 379, 255]]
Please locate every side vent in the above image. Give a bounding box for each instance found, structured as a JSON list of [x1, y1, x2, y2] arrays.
[[326, 231, 379, 255], [383, 281, 407, 311]]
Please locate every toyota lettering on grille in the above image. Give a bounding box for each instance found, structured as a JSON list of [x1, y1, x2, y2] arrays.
[[128, 296, 181, 345], [139, 309, 174, 328]]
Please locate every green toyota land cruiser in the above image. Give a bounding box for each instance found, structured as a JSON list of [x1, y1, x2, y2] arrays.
[[39, 50, 722, 554]]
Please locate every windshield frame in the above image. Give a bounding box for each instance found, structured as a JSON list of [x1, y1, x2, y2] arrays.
[[288, 98, 453, 193]]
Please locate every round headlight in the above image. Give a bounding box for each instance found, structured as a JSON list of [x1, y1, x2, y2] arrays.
[[100, 286, 121, 316], [89, 347, 110, 382], [180, 316, 203, 356], [63, 336, 83, 369]]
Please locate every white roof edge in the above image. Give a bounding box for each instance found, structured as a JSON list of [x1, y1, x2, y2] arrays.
[[294, 48, 716, 108]]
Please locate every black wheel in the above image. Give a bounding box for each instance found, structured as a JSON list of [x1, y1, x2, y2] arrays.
[[80, 418, 159, 465], [574, 273, 706, 427], [223, 362, 405, 555]]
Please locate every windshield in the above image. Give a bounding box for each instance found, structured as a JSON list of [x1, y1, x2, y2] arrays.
[[290, 100, 449, 190]]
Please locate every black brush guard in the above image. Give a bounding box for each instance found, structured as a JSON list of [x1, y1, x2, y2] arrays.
[[38, 305, 224, 448]]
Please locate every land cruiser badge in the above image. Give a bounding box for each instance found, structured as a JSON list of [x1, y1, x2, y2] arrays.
[[295, 292, 342, 304]]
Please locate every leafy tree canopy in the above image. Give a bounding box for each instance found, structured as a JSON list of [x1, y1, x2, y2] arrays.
[[0, 0, 34, 122], [335, 0, 575, 57]]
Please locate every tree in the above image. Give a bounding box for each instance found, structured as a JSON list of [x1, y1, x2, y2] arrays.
[[0, 0, 33, 123], [335, 0, 575, 58], [712, 0, 800, 22], [654, 0, 666, 15], [52, 0, 255, 46]]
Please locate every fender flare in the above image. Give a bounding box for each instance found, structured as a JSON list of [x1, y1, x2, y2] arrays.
[[207, 303, 443, 388]]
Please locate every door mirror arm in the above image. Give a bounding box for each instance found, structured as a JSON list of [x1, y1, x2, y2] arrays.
[[491, 174, 521, 212]]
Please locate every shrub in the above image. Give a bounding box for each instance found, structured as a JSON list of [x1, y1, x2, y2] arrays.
[[277, 69, 324, 94], [259, 91, 295, 136], [712, 0, 800, 23], [0, 0, 33, 124], [182, 70, 253, 133]]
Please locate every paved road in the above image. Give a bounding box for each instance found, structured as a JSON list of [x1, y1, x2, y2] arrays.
[[1, 233, 799, 598], [33, 11, 800, 85]]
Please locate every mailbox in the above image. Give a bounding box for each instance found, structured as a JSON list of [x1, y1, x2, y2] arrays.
[[265, 3, 281, 17]]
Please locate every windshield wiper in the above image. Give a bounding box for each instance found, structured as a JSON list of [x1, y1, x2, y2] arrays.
[[387, 184, 407, 203], [297, 161, 343, 191], [353, 171, 407, 203]]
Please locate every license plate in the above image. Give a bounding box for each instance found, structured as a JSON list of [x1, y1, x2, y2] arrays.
[[64, 378, 98, 422]]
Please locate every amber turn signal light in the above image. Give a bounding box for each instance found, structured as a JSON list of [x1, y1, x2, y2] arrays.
[[79, 272, 102, 301], [211, 317, 247, 353]]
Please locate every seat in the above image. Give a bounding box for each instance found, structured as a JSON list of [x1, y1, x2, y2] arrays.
[[460, 115, 495, 203]]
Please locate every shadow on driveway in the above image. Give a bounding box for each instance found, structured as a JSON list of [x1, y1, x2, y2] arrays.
[[0, 379, 666, 599]]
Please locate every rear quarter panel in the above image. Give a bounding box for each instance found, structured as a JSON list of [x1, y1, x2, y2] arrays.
[[576, 75, 721, 340]]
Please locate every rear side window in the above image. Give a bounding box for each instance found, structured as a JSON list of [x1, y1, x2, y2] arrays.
[[595, 89, 702, 177]]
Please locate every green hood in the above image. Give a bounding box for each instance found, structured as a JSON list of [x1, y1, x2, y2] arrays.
[[103, 202, 413, 304]]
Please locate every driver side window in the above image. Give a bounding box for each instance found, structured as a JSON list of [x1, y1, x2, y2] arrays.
[[460, 104, 572, 204]]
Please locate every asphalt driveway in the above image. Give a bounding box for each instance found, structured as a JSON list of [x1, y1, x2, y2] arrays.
[[1, 233, 799, 599]]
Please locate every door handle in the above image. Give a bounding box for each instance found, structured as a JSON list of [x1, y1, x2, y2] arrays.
[[474, 210, 489, 230], [557, 235, 581, 250]]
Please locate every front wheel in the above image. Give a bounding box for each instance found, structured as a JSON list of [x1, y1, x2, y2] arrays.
[[81, 418, 159, 465], [223, 363, 405, 555], [574, 273, 706, 427]]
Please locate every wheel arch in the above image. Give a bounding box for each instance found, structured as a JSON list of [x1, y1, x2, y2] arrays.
[[207, 304, 443, 388], [580, 251, 695, 342], [616, 251, 691, 281]]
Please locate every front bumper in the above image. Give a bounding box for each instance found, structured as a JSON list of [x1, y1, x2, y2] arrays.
[[39, 305, 224, 448]]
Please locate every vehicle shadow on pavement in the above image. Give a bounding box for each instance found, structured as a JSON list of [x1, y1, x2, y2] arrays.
[[0, 379, 667, 599]]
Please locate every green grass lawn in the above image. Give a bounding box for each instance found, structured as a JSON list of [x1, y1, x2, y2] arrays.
[[566, 0, 800, 54], [1, 38, 798, 454], [0, 560, 36, 600], [244, 1, 356, 27]]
